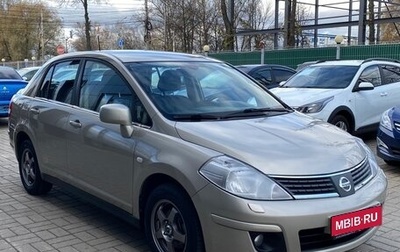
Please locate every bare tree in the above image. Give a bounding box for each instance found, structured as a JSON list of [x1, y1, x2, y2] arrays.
[[294, 3, 312, 48], [59, 0, 105, 50], [0, 2, 61, 60], [236, 0, 274, 51], [71, 20, 146, 51], [379, 0, 400, 42], [220, 0, 235, 51]]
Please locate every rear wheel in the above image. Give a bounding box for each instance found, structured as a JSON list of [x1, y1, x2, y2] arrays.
[[144, 184, 204, 252], [18, 140, 52, 195], [329, 115, 351, 133]]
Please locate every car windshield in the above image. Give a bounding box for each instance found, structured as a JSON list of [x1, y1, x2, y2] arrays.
[[126, 62, 290, 120], [283, 65, 359, 89]]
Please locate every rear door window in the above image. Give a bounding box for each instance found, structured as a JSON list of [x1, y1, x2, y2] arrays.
[[273, 68, 295, 83], [37, 60, 80, 104], [381, 65, 400, 85]]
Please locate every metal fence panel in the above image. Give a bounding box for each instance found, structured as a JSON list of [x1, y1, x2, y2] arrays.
[[209, 44, 400, 69]]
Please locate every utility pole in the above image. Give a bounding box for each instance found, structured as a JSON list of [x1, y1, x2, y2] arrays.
[[40, 10, 44, 60], [144, 0, 152, 49]]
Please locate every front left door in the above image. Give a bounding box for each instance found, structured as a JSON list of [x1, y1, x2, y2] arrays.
[[353, 65, 387, 129], [64, 60, 136, 212]]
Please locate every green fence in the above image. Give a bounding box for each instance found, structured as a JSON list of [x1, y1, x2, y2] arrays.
[[209, 43, 400, 69]]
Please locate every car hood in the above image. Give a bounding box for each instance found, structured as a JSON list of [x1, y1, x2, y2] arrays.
[[392, 105, 400, 120], [270, 87, 342, 106], [175, 112, 365, 176]]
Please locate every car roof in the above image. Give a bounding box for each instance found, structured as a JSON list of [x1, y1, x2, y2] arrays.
[[0, 66, 23, 79], [51, 50, 221, 64], [236, 64, 295, 72], [17, 66, 41, 73], [306, 58, 400, 68], [312, 60, 364, 67]]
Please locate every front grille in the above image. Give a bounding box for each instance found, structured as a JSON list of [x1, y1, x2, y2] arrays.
[[271, 158, 372, 199], [351, 159, 372, 190], [271, 177, 336, 196], [299, 227, 369, 250], [394, 121, 400, 132]]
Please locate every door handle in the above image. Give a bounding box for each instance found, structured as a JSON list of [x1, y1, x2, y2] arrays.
[[69, 120, 82, 128]]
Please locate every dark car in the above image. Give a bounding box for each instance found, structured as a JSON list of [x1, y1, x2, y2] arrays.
[[377, 106, 400, 165], [0, 66, 28, 117], [236, 64, 296, 89]]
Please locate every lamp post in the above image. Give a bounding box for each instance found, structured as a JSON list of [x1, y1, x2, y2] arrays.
[[259, 41, 265, 64], [24, 58, 28, 68], [31, 56, 36, 67], [335, 35, 344, 60], [1, 58, 5, 66], [203, 45, 210, 57], [95, 25, 101, 51]]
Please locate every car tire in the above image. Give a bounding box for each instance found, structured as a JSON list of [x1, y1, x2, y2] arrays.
[[383, 159, 400, 166], [144, 184, 204, 252], [18, 139, 52, 195], [329, 115, 351, 133]]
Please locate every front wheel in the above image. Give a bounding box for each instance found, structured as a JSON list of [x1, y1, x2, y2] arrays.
[[18, 140, 52, 195], [329, 115, 351, 133], [144, 184, 204, 252]]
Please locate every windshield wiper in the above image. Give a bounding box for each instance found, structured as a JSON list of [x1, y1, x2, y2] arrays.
[[223, 107, 293, 118], [172, 114, 223, 121], [242, 107, 292, 113], [172, 108, 292, 121]]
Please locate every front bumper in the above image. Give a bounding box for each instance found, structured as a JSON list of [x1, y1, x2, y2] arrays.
[[193, 168, 387, 252], [377, 126, 400, 163]]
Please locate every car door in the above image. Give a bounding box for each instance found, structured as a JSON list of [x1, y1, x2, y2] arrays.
[[353, 65, 388, 129], [64, 60, 138, 212], [27, 60, 79, 179], [272, 67, 296, 85], [380, 64, 400, 113], [250, 67, 273, 88]]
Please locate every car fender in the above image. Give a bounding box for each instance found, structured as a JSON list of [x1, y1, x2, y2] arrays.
[[327, 106, 355, 129], [131, 132, 218, 218]]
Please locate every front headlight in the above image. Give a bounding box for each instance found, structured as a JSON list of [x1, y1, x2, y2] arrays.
[[297, 96, 334, 113], [380, 108, 393, 131], [199, 156, 293, 200]]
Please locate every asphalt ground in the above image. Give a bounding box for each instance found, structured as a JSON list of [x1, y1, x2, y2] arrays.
[[0, 117, 399, 252]]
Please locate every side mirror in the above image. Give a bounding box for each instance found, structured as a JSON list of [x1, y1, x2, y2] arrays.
[[99, 104, 133, 138], [356, 81, 374, 91], [279, 81, 286, 87]]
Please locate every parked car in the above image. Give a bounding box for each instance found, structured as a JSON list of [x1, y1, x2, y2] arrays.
[[377, 105, 400, 165], [271, 58, 400, 134], [17, 66, 41, 81], [235, 64, 296, 89], [8, 50, 387, 252], [0, 66, 28, 117]]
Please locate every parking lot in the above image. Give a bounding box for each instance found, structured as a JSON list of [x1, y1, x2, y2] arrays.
[[0, 117, 399, 252]]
